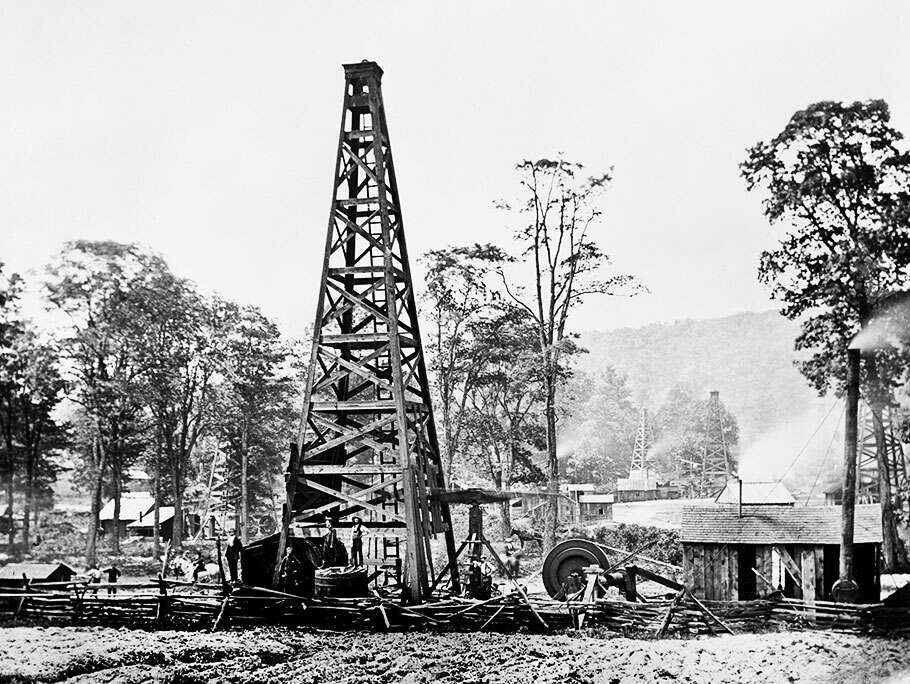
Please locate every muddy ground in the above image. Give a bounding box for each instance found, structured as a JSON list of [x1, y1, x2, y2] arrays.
[[2, 626, 910, 683]]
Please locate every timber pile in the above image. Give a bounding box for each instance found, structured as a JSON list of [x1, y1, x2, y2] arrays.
[[2, 580, 909, 636]]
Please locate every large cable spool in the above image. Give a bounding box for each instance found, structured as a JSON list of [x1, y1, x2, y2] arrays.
[[541, 538, 611, 598]]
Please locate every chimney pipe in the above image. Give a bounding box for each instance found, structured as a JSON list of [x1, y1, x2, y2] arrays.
[[738, 476, 743, 518]]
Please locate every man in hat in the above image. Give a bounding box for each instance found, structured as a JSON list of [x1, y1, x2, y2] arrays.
[[349, 516, 367, 568], [321, 518, 339, 567]]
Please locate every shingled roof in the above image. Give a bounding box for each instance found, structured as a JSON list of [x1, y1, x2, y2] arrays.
[[680, 503, 882, 545]]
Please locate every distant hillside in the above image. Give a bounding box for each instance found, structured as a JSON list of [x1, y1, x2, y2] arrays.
[[577, 311, 828, 448]]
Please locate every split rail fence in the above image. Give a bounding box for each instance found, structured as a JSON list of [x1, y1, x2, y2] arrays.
[[2, 578, 910, 636]]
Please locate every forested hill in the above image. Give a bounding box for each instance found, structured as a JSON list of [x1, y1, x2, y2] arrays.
[[576, 310, 828, 447]]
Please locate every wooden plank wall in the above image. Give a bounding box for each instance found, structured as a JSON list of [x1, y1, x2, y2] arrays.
[[755, 546, 774, 597], [682, 544, 738, 600], [684, 543, 826, 601]]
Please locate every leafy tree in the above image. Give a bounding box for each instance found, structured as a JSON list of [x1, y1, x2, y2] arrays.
[[138, 277, 224, 552], [0, 263, 25, 547], [0, 265, 66, 550], [562, 366, 638, 485], [216, 303, 297, 543], [652, 385, 739, 483], [741, 100, 910, 569], [497, 158, 642, 550], [420, 244, 506, 483], [44, 241, 163, 562], [5, 329, 67, 547], [460, 306, 546, 534]]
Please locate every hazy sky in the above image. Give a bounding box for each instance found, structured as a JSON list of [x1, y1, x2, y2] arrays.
[[2, 1, 907, 339]]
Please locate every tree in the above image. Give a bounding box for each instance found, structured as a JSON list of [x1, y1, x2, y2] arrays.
[[420, 244, 505, 483], [498, 158, 642, 551], [652, 385, 739, 483], [562, 366, 638, 485], [5, 330, 66, 547], [138, 277, 224, 552], [460, 306, 546, 534], [0, 265, 66, 550], [741, 100, 910, 570], [0, 262, 25, 547], [216, 304, 297, 544], [45, 241, 164, 562]]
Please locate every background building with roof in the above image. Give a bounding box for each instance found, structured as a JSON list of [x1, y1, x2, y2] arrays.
[[99, 492, 155, 538], [680, 503, 882, 603], [714, 480, 795, 506], [0, 562, 76, 589]]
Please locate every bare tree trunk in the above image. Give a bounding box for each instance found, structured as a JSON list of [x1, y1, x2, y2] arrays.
[[5, 459, 14, 549], [86, 435, 104, 566], [172, 460, 183, 550], [499, 500, 512, 538], [3, 419, 14, 549], [111, 453, 121, 555], [153, 422, 162, 562], [839, 347, 860, 586], [871, 405, 910, 571], [241, 416, 249, 545], [22, 447, 34, 548], [543, 374, 558, 554]]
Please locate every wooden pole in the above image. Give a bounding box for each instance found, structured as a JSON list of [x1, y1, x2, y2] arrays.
[[835, 348, 861, 602]]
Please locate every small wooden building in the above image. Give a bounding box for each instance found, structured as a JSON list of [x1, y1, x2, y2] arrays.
[[577, 493, 614, 522], [681, 503, 882, 603], [0, 562, 76, 588]]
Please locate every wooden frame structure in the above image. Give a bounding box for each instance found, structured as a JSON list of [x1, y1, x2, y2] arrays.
[[274, 61, 459, 602]]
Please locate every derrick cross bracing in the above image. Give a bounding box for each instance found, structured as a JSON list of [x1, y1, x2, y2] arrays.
[[700, 390, 731, 496], [274, 61, 460, 602], [857, 401, 909, 508], [628, 408, 653, 476]]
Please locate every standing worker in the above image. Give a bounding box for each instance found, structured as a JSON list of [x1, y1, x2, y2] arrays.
[[225, 532, 243, 583], [103, 564, 121, 594], [86, 563, 102, 595], [191, 551, 206, 583], [278, 544, 299, 593], [321, 518, 339, 567], [349, 516, 367, 568]]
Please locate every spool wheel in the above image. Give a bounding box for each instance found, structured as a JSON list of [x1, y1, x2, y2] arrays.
[[542, 538, 610, 599]]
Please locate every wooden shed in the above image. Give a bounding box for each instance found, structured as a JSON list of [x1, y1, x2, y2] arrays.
[[681, 503, 882, 603], [577, 493, 614, 522], [0, 562, 76, 588]]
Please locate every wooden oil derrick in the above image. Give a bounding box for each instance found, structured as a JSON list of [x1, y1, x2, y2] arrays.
[[274, 61, 459, 602], [857, 401, 908, 507], [628, 408, 653, 476], [700, 391, 731, 496]]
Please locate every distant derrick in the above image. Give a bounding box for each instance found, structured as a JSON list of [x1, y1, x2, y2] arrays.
[[628, 407, 653, 476], [700, 390, 732, 496]]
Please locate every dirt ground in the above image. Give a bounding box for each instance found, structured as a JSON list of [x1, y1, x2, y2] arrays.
[[2, 626, 910, 684]]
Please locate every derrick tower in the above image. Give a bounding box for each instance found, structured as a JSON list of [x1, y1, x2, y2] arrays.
[[628, 408, 653, 476], [275, 61, 459, 601], [700, 390, 732, 495], [857, 402, 908, 506]]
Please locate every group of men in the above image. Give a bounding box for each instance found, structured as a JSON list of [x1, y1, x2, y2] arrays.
[[277, 517, 367, 592]]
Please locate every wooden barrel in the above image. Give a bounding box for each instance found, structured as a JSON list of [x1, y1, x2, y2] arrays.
[[313, 567, 369, 598]]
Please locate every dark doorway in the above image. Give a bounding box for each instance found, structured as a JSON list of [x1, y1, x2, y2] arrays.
[[737, 545, 757, 599], [823, 545, 839, 600]]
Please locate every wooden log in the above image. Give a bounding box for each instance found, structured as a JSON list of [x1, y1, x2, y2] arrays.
[[656, 589, 686, 637], [211, 596, 231, 632]]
